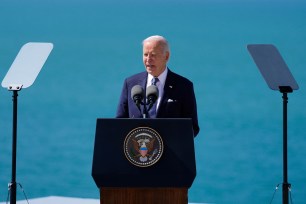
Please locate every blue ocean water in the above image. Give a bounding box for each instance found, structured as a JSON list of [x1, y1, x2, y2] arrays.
[[0, 0, 306, 203]]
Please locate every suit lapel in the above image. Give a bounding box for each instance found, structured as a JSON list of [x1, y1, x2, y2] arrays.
[[141, 73, 148, 90], [138, 72, 148, 116], [157, 69, 175, 117]]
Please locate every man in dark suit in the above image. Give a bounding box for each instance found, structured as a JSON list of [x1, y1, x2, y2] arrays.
[[116, 35, 200, 136]]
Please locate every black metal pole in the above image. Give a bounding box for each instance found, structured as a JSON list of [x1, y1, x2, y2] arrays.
[[282, 92, 289, 204], [10, 90, 18, 204]]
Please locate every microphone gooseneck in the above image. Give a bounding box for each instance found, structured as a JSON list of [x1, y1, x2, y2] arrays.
[[131, 85, 144, 111], [146, 85, 159, 111]]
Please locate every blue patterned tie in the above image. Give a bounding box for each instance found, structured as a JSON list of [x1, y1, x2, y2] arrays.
[[151, 77, 159, 86], [148, 77, 159, 118]]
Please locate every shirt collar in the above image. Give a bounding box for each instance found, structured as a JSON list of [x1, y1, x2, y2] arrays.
[[147, 67, 168, 86]]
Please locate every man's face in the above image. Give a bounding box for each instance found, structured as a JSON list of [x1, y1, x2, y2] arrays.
[[143, 40, 169, 77]]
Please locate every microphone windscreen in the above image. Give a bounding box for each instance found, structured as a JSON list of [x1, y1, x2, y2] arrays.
[[131, 85, 144, 99], [146, 85, 159, 98]]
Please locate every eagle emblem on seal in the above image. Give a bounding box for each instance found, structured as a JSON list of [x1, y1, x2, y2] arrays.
[[133, 138, 156, 162], [124, 127, 163, 167]]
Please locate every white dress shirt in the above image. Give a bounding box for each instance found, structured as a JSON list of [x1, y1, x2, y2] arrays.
[[146, 67, 168, 111]]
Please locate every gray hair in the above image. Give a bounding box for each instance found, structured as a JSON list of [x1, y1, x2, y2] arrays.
[[142, 35, 170, 54]]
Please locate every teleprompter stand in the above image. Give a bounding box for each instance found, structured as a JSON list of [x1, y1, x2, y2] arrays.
[[247, 44, 299, 204], [1, 43, 53, 204]]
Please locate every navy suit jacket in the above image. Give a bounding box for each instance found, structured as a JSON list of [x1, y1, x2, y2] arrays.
[[116, 69, 200, 136]]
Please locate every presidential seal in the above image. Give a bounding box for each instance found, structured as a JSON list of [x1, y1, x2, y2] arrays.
[[124, 127, 163, 167]]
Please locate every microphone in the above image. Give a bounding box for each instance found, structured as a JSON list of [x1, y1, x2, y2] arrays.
[[146, 85, 159, 111], [131, 85, 144, 111]]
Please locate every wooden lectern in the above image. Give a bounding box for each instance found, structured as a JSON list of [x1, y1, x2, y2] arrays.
[[92, 118, 196, 204]]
